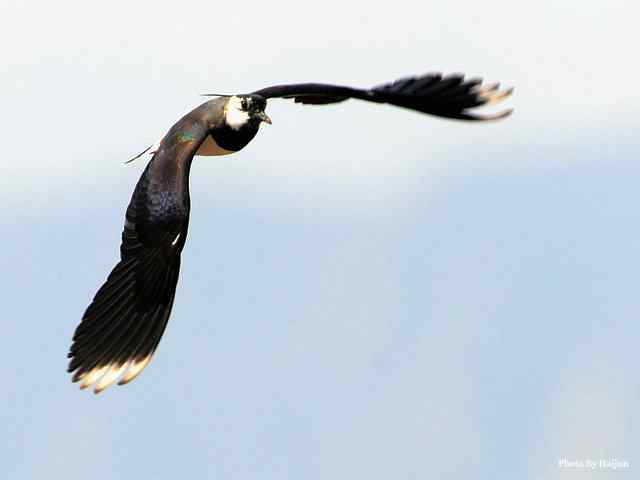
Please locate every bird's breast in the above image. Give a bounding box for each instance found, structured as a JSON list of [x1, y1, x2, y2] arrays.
[[195, 134, 235, 156]]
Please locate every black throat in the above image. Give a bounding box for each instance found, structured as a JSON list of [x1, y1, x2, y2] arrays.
[[210, 120, 261, 152]]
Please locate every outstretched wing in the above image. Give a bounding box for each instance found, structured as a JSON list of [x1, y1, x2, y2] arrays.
[[67, 161, 189, 394], [68, 101, 215, 393], [252, 72, 513, 121]]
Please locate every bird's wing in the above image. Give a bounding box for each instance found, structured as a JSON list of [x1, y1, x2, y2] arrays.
[[252, 72, 513, 121], [67, 161, 189, 394]]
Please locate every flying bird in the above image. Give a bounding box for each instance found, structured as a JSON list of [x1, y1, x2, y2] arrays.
[[68, 72, 513, 393]]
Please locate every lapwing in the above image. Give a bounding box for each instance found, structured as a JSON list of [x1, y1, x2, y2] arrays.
[[68, 72, 513, 393]]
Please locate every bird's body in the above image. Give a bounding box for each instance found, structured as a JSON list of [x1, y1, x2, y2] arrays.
[[68, 72, 513, 393]]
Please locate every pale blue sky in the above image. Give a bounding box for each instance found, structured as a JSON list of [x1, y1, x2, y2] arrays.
[[1, 1, 638, 479]]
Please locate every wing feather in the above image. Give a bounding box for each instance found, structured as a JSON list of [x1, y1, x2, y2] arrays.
[[68, 156, 188, 393], [252, 72, 513, 120]]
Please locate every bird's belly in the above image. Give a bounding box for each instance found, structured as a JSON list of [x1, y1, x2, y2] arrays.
[[195, 135, 235, 156]]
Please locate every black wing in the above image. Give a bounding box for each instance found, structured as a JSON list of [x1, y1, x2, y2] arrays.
[[252, 72, 513, 121], [68, 102, 214, 393], [67, 161, 189, 394]]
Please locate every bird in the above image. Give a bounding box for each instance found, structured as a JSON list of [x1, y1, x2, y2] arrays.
[[68, 71, 513, 393]]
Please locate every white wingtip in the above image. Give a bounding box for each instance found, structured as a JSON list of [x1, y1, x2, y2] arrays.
[[94, 362, 130, 394], [474, 84, 514, 105], [118, 355, 153, 386], [78, 365, 109, 390]]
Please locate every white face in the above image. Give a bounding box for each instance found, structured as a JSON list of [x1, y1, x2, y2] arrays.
[[224, 95, 251, 130]]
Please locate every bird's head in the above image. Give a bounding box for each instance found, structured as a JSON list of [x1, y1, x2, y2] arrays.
[[223, 94, 271, 130]]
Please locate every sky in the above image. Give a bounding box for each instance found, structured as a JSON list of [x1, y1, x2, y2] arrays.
[[1, 0, 638, 479]]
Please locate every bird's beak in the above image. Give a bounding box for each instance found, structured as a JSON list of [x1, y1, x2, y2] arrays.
[[257, 111, 272, 125]]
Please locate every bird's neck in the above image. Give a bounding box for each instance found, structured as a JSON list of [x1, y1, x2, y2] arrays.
[[160, 99, 258, 157], [152, 100, 224, 169], [145, 103, 219, 197]]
